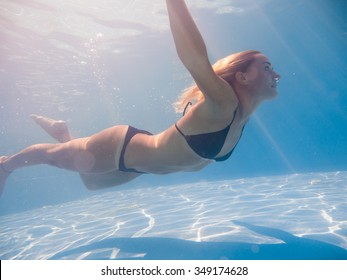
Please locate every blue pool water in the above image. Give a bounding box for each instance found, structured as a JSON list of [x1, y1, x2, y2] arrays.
[[0, 0, 346, 259]]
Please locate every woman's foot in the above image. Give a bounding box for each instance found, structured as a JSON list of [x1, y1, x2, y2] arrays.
[[30, 114, 71, 143], [0, 156, 11, 196]]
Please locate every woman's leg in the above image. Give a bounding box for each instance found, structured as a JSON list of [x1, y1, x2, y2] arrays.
[[31, 114, 71, 143], [31, 115, 142, 190], [0, 116, 142, 194], [28, 115, 128, 173], [1, 138, 95, 173]]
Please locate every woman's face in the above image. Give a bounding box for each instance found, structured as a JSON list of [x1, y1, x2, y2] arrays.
[[245, 54, 281, 100]]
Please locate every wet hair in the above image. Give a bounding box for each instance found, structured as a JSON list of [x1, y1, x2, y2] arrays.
[[174, 50, 261, 113]]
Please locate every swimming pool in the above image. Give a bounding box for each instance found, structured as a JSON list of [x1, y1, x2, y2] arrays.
[[0, 0, 346, 260]]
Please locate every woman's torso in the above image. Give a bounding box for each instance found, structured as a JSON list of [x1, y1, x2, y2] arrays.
[[124, 97, 247, 174]]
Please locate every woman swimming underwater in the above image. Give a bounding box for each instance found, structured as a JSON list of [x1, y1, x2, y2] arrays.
[[0, 0, 280, 195]]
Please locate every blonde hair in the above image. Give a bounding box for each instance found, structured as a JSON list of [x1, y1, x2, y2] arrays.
[[174, 50, 261, 113]]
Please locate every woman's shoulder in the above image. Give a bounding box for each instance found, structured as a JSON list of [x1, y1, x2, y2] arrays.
[[204, 90, 239, 117], [185, 97, 238, 129]]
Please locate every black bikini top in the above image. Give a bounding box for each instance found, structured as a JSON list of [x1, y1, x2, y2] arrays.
[[175, 106, 244, 161]]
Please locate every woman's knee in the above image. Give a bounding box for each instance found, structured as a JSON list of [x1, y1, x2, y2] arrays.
[[45, 139, 95, 172], [28, 143, 61, 166]]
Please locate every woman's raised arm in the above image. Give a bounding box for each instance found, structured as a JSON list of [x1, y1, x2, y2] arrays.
[[166, 0, 208, 70], [166, 0, 236, 105]]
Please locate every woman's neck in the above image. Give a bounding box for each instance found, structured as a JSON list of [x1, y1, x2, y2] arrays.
[[234, 87, 263, 121]]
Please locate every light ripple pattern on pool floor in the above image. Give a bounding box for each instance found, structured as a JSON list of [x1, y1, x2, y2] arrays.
[[0, 171, 346, 259]]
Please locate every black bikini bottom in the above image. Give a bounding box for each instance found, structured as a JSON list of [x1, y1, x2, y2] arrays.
[[118, 126, 152, 174]]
